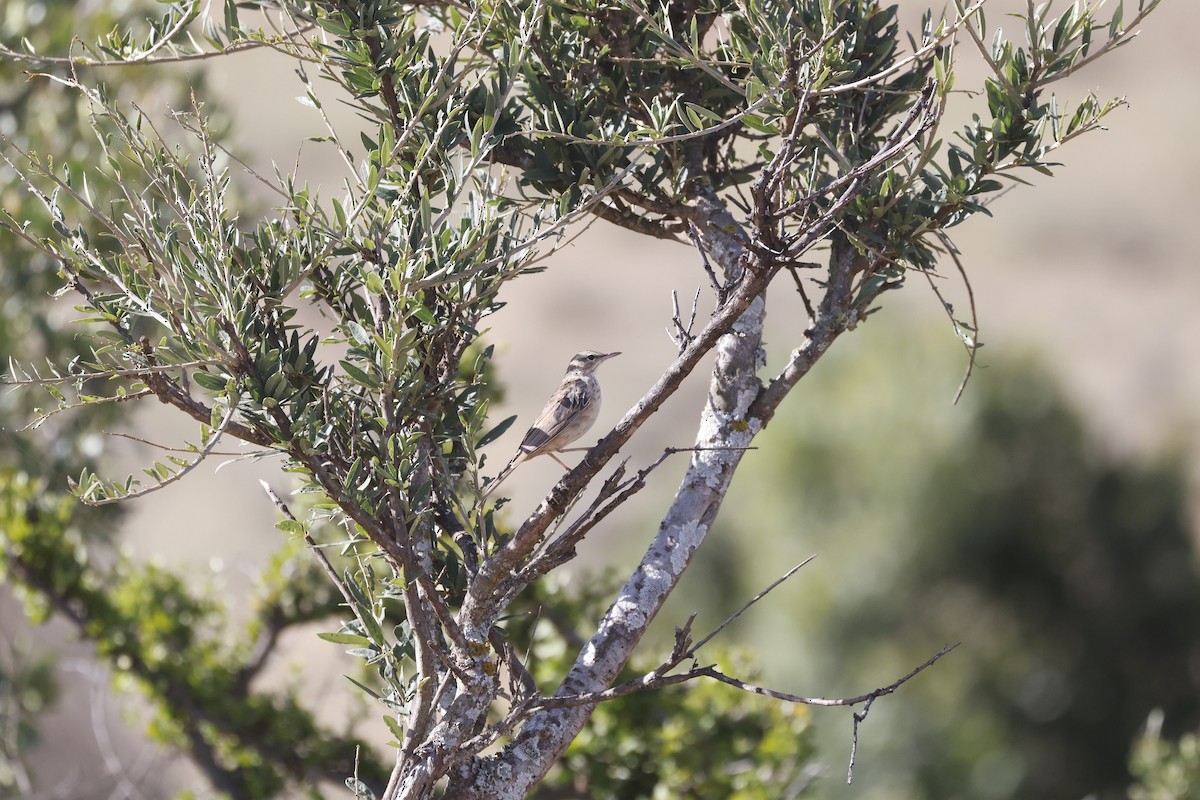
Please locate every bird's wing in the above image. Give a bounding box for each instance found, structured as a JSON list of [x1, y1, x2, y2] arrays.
[[519, 378, 591, 455]]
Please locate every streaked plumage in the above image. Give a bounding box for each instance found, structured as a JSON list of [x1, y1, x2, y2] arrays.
[[482, 350, 620, 499]]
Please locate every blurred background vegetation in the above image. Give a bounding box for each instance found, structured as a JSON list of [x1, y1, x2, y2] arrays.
[[1, 1, 1197, 798], [653, 323, 1200, 799]]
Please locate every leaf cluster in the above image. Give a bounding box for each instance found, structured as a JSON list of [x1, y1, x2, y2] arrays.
[[0, 470, 386, 796], [1130, 713, 1200, 800], [0, 0, 1163, 797]]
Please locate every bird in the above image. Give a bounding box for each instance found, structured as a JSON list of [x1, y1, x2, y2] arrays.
[[482, 350, 620, 499]]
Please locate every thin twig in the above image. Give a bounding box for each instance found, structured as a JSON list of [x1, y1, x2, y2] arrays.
[[687, 555, 816, 656], [942, 234, 981, 404], [2, 359, 220, 385], [259, 481, 366, 634], [785, 263, 818, 321], [534, 643, 959, 711], [76, 403, 236, 506], [844, 643, 959, 782], [923, 232, 981, 404], [0, 24, 318, 68], [687, 221, 727, 299], [666, 287, 702, 353], [106, 430, 257, 457], [21, 387, 154, 431], [500, 445, 756, 610]]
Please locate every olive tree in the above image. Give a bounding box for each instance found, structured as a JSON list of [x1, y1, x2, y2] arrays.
[[0, 1, 1159, 797]]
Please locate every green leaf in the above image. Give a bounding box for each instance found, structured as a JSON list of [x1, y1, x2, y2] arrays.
[[683, 102, 722, 124], [340, 359, 380, 388], [192, 370, 229, 392], [318, 632, 374, 646], [383, 714, 406, 743], [347, 321, 372, 347], [740, 114, 779, 135], [344, 571, 385, 644], [970, 178, 1004, 195], [275, 519, 305, 536], [344, 675, 382, 700], [477, 415, 517, 448]]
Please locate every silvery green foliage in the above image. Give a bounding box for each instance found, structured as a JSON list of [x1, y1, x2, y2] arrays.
[[0, 1, 1157, 797]]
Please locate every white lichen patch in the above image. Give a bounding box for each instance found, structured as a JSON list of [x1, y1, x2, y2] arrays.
[[609, 593, 648, 629]]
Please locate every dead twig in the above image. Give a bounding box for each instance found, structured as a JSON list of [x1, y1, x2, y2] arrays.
[[687, 221, 727, 300], [687, 555, 817, 657], [260, 481, 363, 629], [845, 644, 959, 782], [784, 263, 820, 322], [666, 287, 702, 353], [533, 643, 958, 713], [504, 446, 756, 605]]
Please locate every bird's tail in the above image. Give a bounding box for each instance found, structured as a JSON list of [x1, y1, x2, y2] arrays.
[[481, 453, 524, 500]]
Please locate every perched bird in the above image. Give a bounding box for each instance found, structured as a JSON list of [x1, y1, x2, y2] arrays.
[[482, 350, 620, 499]]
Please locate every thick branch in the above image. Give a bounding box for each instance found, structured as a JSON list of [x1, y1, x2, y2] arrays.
[[459, 239, 774, 637], [461, 179, 765, 799], [747, 233, 864, 426]]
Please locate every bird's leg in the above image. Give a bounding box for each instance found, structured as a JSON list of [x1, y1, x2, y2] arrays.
[[557, 444, 599, 468], [547, 452, 572, 470]]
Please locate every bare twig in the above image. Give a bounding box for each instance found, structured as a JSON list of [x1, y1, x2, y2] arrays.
[[259, 481, 363, 631], [924, 232, 981, 404], [687, 221, 727, 299], [106, 430, 256, 458], [666, 287, 702, 353], [2, 359, 220, 385], [506, 446, 753, 603], [687, 555, 817, 656], [844, 644, 959, 782], [75, 402, 236, 506], [533, 643, 959, 712], [489, 628, 538, 699], [784, 263, 819, 321], [22, 387, 154, 431]]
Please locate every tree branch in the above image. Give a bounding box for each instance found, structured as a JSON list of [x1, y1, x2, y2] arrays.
[[462, 171, 767, 797]]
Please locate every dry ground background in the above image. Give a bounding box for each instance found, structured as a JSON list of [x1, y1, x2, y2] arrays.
[[5, 1, 1199, 796]]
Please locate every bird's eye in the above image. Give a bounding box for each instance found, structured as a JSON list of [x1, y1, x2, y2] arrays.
[[586, 354, 596, 361]]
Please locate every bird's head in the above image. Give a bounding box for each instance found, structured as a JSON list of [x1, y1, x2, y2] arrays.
[[567, 350, 621, 373]]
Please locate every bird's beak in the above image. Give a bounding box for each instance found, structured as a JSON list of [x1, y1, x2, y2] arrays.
[[601, 351, 621, 360]]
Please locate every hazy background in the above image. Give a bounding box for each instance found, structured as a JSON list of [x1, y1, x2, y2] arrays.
[[8, 1, 1199, 796]]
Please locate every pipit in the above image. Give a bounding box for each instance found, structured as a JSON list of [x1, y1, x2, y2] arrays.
[[482, 350, 620, 499]]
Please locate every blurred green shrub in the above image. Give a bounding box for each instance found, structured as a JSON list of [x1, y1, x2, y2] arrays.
[[683, 323, 1200, 800], [1130, 711, 1200, 800]]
